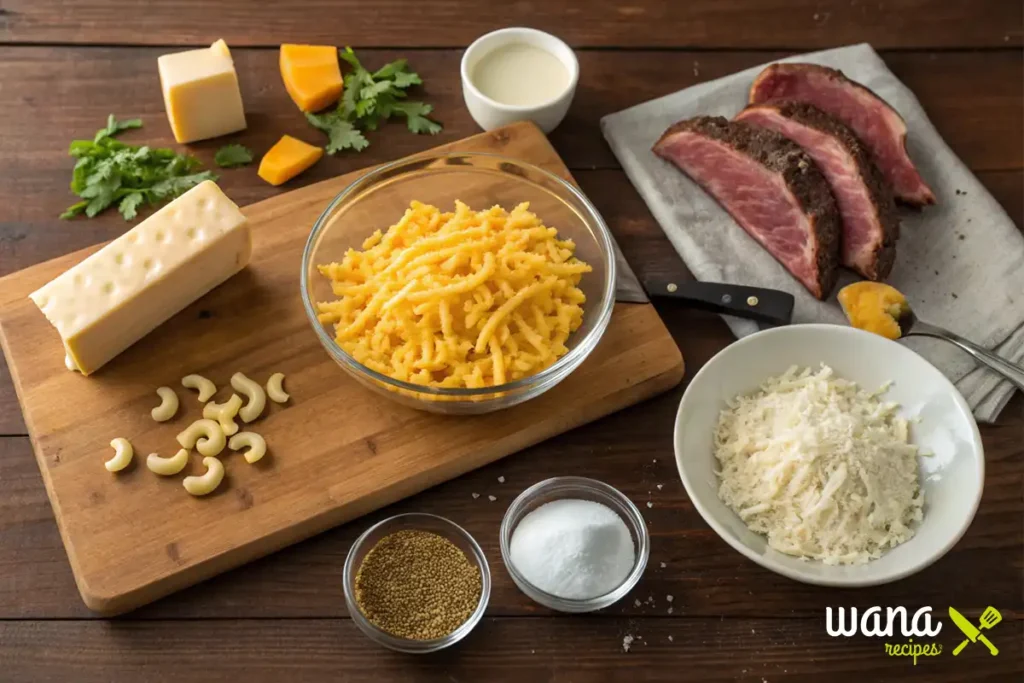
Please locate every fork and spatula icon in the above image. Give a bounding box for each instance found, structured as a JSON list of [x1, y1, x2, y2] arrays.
[[949, 606, 1001, 656]]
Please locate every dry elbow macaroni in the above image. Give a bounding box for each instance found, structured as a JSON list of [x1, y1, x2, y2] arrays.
[[106, 438, 133, 472], [106, 371, 294, 496], [203, 393, 243, 436], [181, 374, 217, 402], [183, 457, 224, 496], [147, 448, 189, 476], [229, 431, 267, 464], [176, 418, 227, 457], [315, 201, 590, 389], [266, 373, 289, 403], [231, 372, 266, 422], [151, 386, 180, 422]]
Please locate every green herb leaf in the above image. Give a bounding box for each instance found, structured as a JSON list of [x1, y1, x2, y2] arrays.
[[305, 49, 441, 154], [390, 101, 443, 135], [60, 201, 89, 220], [371, 59, 408, 81], [62, 116, 217, 220], [390, 71, 422, 89], [94, 114, 143, 143], [118, 192, 145, 220], [305, 112, 369, 154], [214, 144, 254, 168]]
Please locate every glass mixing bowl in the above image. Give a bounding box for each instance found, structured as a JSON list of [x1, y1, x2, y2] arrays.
[[300, 152, 616, 414]]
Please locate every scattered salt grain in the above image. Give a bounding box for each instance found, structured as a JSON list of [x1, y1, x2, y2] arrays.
[[666, 595, 673, 603], [668, 635, 674, 642], [656, 484, 663, 491], [497, 476, 505, 483], [622, 634, 635, 653], [667, 607, 673, 614], [634, 599, 641, 607], [488, 495, 497, 502], [659, 562, 666, 569], [471, 493, 480, 499], [646, 501, 653, 508]]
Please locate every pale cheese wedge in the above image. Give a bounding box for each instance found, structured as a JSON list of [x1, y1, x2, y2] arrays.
[[158, 39, 247, 143], [29, 181, 251, 375]]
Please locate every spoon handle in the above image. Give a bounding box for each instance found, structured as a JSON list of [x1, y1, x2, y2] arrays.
[[908, 321, 1024, 390]]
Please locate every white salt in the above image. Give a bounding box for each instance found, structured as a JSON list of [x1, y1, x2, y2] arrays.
[[509, 498, 635, 600]]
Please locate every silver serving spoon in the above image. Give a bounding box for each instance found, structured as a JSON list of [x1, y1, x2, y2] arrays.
[[896, 307, 1024, 390], [839, 282, 1024, 390]]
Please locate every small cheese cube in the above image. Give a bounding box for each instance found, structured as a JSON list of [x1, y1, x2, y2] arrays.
[[29, 181, 251, 375], [158, 40, 247, 143], [258, 135, 323, 186], [280, 44, 344, 112]]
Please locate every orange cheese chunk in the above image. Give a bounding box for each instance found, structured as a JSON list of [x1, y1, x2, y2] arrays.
[[258, 135, 324, 186], [280, 44, 344, 112], [837, 281, 909, 340]]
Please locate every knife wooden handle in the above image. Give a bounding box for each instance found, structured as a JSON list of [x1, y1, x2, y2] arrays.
[[643, 278, 794, 327]]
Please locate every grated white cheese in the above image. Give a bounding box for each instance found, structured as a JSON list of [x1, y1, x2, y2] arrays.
[[714, 364, 923, 565]]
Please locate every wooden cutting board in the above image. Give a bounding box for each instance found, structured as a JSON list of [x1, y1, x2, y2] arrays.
[[0, 121, 684, 615]]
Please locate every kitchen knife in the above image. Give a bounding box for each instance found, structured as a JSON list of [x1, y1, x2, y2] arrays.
[[949, 606, 999, 656], [642, 276, 794, 327]]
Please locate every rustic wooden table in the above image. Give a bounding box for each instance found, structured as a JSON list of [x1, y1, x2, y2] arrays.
[[0, 2, 1021, 681]]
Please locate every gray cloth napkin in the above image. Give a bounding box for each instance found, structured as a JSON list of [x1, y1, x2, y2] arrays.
[[601, 43, 1024, 423]]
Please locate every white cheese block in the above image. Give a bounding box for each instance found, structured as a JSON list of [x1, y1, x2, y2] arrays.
[[29, 181, 251, 375], [158, 39, 247, 143]]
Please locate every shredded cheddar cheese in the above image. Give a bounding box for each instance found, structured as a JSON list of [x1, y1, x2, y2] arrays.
[[316, 200, 591, 389]]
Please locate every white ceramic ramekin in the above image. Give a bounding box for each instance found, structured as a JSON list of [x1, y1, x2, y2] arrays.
[[460, 27, 579, 134]]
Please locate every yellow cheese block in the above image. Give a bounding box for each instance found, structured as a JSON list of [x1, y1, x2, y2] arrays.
[[158, 40, 247, 143], [258, 135, 324, 186], [29, 181, 251, 375], [279, 44, 344, 112]]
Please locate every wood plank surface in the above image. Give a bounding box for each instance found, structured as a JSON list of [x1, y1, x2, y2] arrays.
[[0, 0, 1022, 678], [0, 335, 1020, 620], [0, 617, 1020, 682], [2, 166, 1020, 437], [0, 122, 683, 615], [0, 49, 1019, 218], [1, 0, 1021, 49]]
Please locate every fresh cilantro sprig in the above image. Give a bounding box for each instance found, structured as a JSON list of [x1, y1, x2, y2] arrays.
[[214, 144, 254, 168], [62, 115, 217, 221], [305, 47, 442, 155]]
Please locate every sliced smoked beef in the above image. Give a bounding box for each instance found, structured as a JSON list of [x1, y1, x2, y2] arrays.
[[736, 101, 899, 281], [652, 116, 841, 299], [748, 63, 936, 207]]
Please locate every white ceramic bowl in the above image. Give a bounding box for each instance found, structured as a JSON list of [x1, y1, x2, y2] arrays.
[[460, 27, 579, 133], [674, 324, 984, 587]]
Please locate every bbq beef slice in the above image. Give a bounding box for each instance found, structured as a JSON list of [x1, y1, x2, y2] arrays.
[[652, 116, 841, 299], [736, 101, 899, 281], [748, 63, 936, 207]]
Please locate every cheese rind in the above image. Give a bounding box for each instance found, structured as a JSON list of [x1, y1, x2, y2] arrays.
[[158, 40, 247, 143], [29, 181, 251, 375]]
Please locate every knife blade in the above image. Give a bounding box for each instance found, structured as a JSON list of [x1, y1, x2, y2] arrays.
[[949, 607, 981, 643], [612, 237, 649, 303]]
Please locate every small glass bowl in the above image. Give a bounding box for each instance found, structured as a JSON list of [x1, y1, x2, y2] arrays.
[[299, 152, 616, 415], [499, 477, 649, 613], [343, 513, 491, 653]]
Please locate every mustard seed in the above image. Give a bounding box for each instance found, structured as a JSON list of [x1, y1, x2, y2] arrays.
[[354, 529, 482, 640]]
